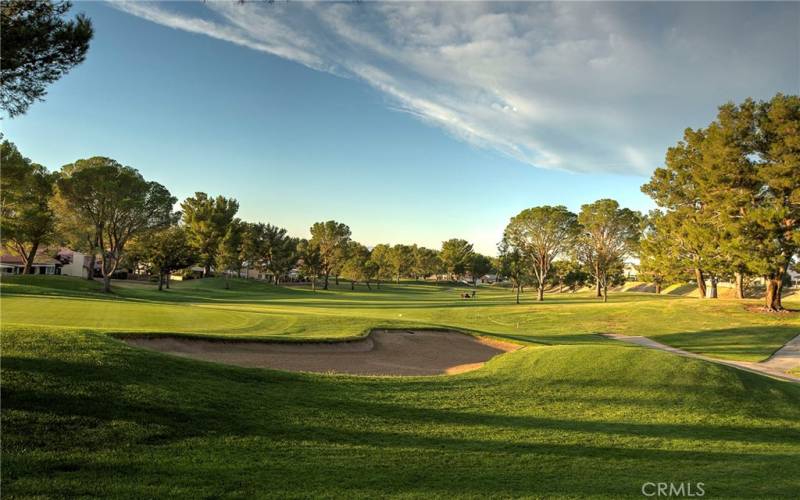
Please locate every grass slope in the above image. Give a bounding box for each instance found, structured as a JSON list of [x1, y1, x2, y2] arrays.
[[3, 276, 800, 498]]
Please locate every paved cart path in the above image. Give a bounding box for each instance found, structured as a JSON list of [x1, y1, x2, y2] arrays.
[[602, 333, 800, 384]]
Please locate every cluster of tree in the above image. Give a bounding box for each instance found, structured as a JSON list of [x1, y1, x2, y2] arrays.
[[641, 94, 799, 311], [1, 140, 496, 293], [499, 201, 640, 303], [297, 231, 493, 291]]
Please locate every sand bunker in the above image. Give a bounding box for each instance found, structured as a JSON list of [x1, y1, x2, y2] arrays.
[[122, 329, 520, 376]]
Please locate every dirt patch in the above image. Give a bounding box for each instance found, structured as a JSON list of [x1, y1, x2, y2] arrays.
[[121, 329, 521, 376]]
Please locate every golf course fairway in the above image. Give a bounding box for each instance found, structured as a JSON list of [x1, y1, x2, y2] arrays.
[[2, 276, 800, 498]]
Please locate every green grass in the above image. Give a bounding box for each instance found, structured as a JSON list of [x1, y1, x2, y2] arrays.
[[3, 276, 800, 498]]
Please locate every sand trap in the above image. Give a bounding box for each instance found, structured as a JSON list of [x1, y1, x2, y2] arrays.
[[122, 329, 521, 376]]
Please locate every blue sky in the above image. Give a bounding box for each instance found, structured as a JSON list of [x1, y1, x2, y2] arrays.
[[3, 1, 798, 254]]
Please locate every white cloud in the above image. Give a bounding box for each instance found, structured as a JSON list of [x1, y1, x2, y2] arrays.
[[113, 1, 798, 175]]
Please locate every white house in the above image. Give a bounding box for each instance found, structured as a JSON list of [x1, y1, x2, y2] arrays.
[[56, 249, 92, 278]]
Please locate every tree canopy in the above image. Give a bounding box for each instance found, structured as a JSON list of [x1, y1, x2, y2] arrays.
[[55, 157, 176, 292], [440, 238, 474, 280], [0, 139, 57, 274], [309, 220, 351, 290], [575, 199, 641, 302], [643, 94, 800, 310], [504, 205, 579, 301], [1, 1, 93, 117], [181, 193, 239, 277]]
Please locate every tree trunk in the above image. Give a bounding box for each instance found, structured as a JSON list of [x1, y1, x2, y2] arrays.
[[166, 273, 171, 289], [603, 281, 608, 303], [537, 284, 544, 301], [22, 241, 39, 275], [323, 272, 329, 290], [558, 280, 563, 294], [158, 272, 164, 291], [204, 264, 211, 278], [764, 268, 785, 311], [224, 273, 230, 290], [764, 277, 782, 311], [103, 274, 112, 292], [350, 280, 355, 290], [595, 279, 602, 298], [515, 285, 521, 304], [655, 282, 662, 294], [708, 276, 718, 299], [733, 272, 744, 299], [694, 268, 706, 299], [335, 275, 339, 286], [85, 253, 96, 280], [365, 280, 371, 290]]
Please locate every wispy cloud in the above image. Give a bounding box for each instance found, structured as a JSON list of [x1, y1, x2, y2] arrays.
[[114, 1, 798, 175]]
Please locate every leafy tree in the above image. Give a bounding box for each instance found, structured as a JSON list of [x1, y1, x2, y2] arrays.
[[440, 238, 474, 281], [575, 199, 641, 302], [643, 94, 800, 310], [503, 205, 579, 301], [637, 211, 687, 294], [469, 253, 493, 285], [341, 241, 373, 290], [412, 246, 440, 280], [244, 223, 298, 284], [389, 244, 414, 284], [135, 226, 197, 291], [641, 128, 720, 299], [217, 219, 245, 289], [297, 239, 322, 291], [0, 140, 56, 273], [309, 220, 351, 290], [497, 238, 529, 304], [1, 1, 93, 117], [549, 260, 577, 293], [55, 157, 176, 292], [181, 192, 239, 277], [369, 244, 393, 288]]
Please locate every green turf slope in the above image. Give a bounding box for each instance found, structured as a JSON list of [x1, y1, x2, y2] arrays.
[[3, 326, 799, 498], [3, 276, 800, 498]]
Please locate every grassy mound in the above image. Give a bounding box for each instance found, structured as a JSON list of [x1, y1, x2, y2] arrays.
[[4, 326, 799, 498]]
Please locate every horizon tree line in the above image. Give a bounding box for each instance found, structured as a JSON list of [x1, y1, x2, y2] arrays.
[[1, 95, 797, 308]]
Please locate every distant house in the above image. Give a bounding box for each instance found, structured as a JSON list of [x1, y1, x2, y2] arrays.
[[623, 261, 638, 281], [0, 253, 62, 275], [788, 268, 800, 288], [480, 274, 498, 284], [56, 248, 92, 278]]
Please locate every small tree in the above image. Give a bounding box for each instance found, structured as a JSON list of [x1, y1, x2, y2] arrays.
[[297, 239, 322, 291], [575, 199, 641, 302], [503, 205, 579, 301], [181, 192, 239, 277], [0, 140, 57, 274], [1, 1, 93, 117], [469, 253, 493, 286], [136, 226, 197, 291], [55, 157, 176, 292], [498, 239, 529, 304], [413, 246, 440, 280], [440, 238, 474, 281], [217, 219, 245, 290], [389, 244, 414, 284], [309, 220, 351, 290], [341, 241, 371, 290], [369, 244, 392, 288]]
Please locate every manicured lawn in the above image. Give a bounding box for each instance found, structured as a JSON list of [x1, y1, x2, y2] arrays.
[[2, 276, 799, 498]]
